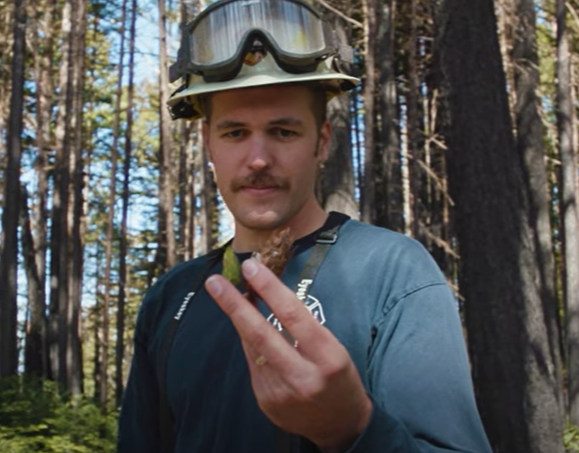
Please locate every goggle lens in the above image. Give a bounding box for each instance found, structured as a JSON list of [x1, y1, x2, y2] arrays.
[[189, 0, 327, 67]]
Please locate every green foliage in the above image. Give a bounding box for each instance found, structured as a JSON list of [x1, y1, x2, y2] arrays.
[[222, 245, 241, 286], [566, 423, 579, 453], [0, 377, 117, 453]]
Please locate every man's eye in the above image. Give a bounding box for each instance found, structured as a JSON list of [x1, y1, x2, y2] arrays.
[[273, 128, 297, 138], [223, 130, 244, 139]]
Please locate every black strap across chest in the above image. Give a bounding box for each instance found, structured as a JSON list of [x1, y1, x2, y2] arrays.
[[158, 219, 345, 453]]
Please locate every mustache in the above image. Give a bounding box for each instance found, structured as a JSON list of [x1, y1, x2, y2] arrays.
[[230, 171, 290, 192]]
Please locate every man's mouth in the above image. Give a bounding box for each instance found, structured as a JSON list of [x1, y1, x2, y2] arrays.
[[242, 184, 277, 190], [240, 185, 279, 195]]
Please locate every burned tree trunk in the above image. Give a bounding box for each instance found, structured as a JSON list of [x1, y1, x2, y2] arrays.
[[0, 0, 27, 378], [436, 0, 565, 450]]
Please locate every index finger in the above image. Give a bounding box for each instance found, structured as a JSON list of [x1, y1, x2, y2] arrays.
[[241, 259, 338, 362], [205, 273, 304, 374]]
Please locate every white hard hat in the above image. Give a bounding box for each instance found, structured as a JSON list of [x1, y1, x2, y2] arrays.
[[166, 0, 359, 121]]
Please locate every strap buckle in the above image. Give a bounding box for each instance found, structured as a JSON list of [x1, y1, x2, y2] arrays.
[[316, 230, 338, 245]]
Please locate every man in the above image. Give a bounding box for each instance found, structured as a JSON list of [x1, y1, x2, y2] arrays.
[[118, 1, 492, 452]]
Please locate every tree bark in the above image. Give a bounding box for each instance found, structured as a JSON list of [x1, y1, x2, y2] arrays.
[[360, 0, 377, 224], [497, 0, 517, 124], [0, 0, 27, 378], [436, 0, 565, 450], [101, 0, 128, 413], [116, 0, 138, 408], [556, 0, 579, 425], [321, 95, 358, 218], [20, 185, 46, 379], [29, 0, 56, 380], [100, 0, 128, 413], [93, 243, 103, 403], [49, 0, 73, 386], [196, 124, 218, 254], [177, 0, 198, 263], [512, 0, 563, 424], [156, 0, 176, 274], [67, 0, 87, 398], [49, 0, 86, 395], [319, 14, 357, 219], [352, 91, 363, 206], [178, 121, 195, 260], [376, 0, 403, 232], [407, 0, 420, 239], [0, 3, 15, 209]]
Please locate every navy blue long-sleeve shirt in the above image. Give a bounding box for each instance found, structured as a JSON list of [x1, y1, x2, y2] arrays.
[[118, 215, 492, 452]]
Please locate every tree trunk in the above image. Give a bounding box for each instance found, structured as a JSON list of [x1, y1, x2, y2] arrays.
[[177, 0, 198, 262], [376, 0, 403, 232], [20, 185, 46, 379], [178, 121, 195, 260], [196, 126, 218, 254], [360, 0, 377, 224], [49, 0, 73, 387], [407, 0, 420, 239], [319, 14, 357, 219], [156, 0, 176, 274], [49, 0, 85, 394], [352, 91, 364, 213], [497, 0, 517, 124], [320, 94, 358, 218], [116, 0, 138, 408], [556, 0, 579, 425], [67, 0, 87, 398], [0, 0, 27, 378], [512, 0, 563, 423], [29, 0, 55, 380], [0, 3, 15, 210], [93, 243, 103, 402], [101, 0, 128, 413], [400, 114, 412, 237], [436, 0, 565, 451]]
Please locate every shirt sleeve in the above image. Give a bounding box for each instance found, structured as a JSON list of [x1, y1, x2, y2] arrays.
[[117, 287, 162, 453], [344, 283, 493, 453]]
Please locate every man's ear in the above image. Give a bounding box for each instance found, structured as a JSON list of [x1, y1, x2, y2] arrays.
[[317, 119, 331, 162]]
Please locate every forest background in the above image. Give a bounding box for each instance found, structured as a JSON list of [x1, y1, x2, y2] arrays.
[[0, 0, 579, 452]]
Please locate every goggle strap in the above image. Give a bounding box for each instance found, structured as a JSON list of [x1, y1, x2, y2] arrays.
[[169, 62, 183, 83]]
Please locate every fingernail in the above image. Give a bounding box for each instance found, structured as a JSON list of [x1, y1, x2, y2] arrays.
[[206, 276, 222, 296], [242, 259, 258, 278]]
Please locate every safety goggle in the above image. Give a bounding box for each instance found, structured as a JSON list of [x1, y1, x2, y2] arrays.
[[169, 0, 349, 83]]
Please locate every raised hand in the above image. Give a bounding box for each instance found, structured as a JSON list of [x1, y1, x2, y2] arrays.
[[205, 258, 372, 453]]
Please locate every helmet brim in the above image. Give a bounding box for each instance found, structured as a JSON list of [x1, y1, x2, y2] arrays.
[[167, 55, 359, 121]]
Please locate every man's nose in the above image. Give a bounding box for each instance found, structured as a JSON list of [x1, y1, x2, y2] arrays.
[[246, 134, 272, 171]]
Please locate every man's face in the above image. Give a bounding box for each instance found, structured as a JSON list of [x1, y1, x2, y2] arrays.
[[203, 85, 331, 233]]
